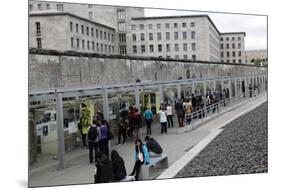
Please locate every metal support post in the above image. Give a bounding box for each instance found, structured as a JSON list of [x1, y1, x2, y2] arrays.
[[213, 80, 216, 92], [229, 79, 232, 103], [159, 84, 164, 102], [192, 81, 195, 94], [135, 85, 140, 110], [177, 83, 181, 99], [102, 88, 109, 121], [56, 92, 65, 170]]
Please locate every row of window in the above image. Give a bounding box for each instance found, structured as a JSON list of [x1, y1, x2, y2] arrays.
[[220, 36, 242, 41], [29, 3, 64, 11], [221, 59, 242, 63], [117, 10, 125, 20], [221, 51, 242, 58], [70, 37, 115, 53], [70, 22, 114, 42], [132, 31, 196, 42], [132, 43, 196, 53], [220, 43, 242, 49], [131, 22, 195, 30]]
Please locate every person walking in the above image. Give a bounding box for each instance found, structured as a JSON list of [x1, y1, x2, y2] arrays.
[[134, 108, 142, 140], [129, 139, 150, 181], [186, 98, 193, 125], [118, 118, 128, 144], [166, 103, 174, 128], [143, 107, 153, 135], [144, 136, 163, 157], [128, 106, 136, 138], [158, 105, 168, 134], [175, 99, 184, 127], [87, 120, 101, 164], [99, 119, 109, 157], [111, 150, 127, 181]]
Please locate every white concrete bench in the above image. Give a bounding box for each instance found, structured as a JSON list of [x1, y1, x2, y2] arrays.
[[119, 176, 135, 182], [139, 154, 168, 180]]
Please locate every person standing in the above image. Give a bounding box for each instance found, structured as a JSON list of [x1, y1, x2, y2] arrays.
[[143, 107, 153, 135], [94, 152, 114, 183], [175, 99, 184, 127], [99, 119, 109, 157], [130, 139, 150, 181], [166, 103, 174, 128], [111, 150, 127, 181], [134, 108, 142, 140], [128, 106, 136, 138], [158, 105, 168, 134], [87, 120, 101, 164], [186, 98, 193, 125], [118, 118, 128, 144]]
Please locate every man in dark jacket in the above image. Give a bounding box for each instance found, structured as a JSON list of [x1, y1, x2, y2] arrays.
[[144, 136, 163, 157], [175, 99, 184, 127], [94, 152, 114, 183]]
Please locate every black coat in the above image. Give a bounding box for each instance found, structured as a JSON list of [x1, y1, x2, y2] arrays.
[[112, 157, 127, 181], [146, 138, 163, 154], [95, 155, 114, 183]]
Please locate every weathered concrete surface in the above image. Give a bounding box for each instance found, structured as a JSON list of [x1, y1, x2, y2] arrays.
[[29, 50, 267, 91]]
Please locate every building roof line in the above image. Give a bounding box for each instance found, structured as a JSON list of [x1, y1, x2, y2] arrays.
[[29, 12, 116, 30], [220, 32, 246, 36]]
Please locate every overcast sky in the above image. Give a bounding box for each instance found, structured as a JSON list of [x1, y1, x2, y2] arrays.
[[145, 8, 267, 51]]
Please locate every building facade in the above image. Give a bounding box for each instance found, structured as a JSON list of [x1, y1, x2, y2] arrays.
[[29, 12, 116, 54], [219, 32, 246, 64]]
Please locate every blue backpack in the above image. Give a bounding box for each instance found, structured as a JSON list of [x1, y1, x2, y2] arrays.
[[100, 125, 108, 140]]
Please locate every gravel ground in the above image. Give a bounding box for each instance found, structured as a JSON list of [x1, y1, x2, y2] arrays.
[[176, 102, 268, 178]]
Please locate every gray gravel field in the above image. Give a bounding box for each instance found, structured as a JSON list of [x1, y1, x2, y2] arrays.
[[176, 102, 268, 178]]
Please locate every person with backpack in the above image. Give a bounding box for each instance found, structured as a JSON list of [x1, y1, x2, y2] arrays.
[[94, 152, 114, 183], [88, 119, 101, 164], [99, 119, 109, 157], [111, 150, 127, 181]]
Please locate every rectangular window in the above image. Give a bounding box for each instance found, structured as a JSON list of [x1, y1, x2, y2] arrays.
[[226, 43, 229, 49], [91, 28, 94, 37], [117, 10, 125, 19], [87, 41, 90, 50], [233, 59, 236, 63], [100, 31, 103, 39], [184, 55, 188, 60], [81, 25, 84, 35], [221, 52, 224, 58], [86, 27, 89, 36], [29, 4, 33, 11], [183, 32, 187, 40], [173, 23, 178, 28], [96, 43, 99, 52], [56, 4, 64, 11], [192, 54, 196, 60], [71, 37, 74, 48], [183, 43, 187, 51], [226, 51, 230, 57], [105, 44, 107, 53], [158, 44, 162, 52], [165, 23, 170, 29], [132, 33, 136, 42], [232, 43, 235, 48], [174, 32, 178, 40], [166, 32, 170, 40], [112, 46, 114, 53], [76, 24, 79, 33], [232, 51, 236, 57], [192, 43, 196, 51], [92, 41, 95, 51], [46, 4, 50, 10], [148, 24, 152, 29], [89, 12, 93, 20], [35, 22, 41, 35], [108, 33, 110, 41], [220, 37, 223, 41], [96, 29, 98, 38], [131, 25, 136, 30], [238, 43, 241, 48], [149, 33, 153, 41], [157, 32, 162, 41], [141, 45, 145, 53], [226, 37, 229, 41], [149, 45, 154, 52], [191, 31, 196, 39], [175, 43, 179, 52], [166, 44, 170, 52], [112, 34, 114, 42], [227, 60, 230, 63], [37, 4, 42, 10], [157, 24, 161, 29], [36, 38, 42, 48], [108, 45, 111, 53], [77, 38, 79, 48], [182, 22, 186, 27], [190, 22, 195, 27], [221, 44, 224, 49], [141, 33, 145, 41], [239, 59, 242, 63], [133, 45, 137, 53], [238, 51, 242, 57], [232, 37, 235, 41], [104, 32, 107, 40], [119, 34, 126, 43], [175, 55, 179, 59], [238, 37, 241, 41], [119, 45, 126, 54], [101, 44, 103, 52], [118, 22, 126, 31], [140, 24, 144, 30], [82, 40, 85, 49], [88, 4, 93, 8]]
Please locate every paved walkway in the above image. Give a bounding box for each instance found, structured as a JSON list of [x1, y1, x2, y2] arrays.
[[29, 93, 267, 187]]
